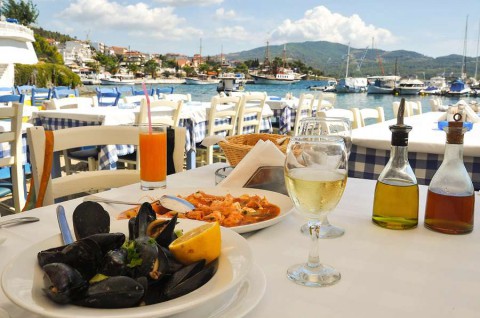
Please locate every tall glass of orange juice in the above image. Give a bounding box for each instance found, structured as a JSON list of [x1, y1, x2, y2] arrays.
[[139, 124, 167, 190]]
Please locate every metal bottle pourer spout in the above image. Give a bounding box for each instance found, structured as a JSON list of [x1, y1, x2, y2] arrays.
[[390, 98, 412, 146]]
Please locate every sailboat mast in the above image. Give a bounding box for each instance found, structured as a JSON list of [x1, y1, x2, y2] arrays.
[[345, 43, 350, 78], [475, 19, 480, 79], [283, 44, 287, 69], [199, 38, 203, 65], [461, 15, 468, 79]]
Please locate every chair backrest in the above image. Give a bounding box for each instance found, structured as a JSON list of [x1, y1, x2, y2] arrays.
[[52, 88, 79, 99], [293, 93, 315, 135], [0, 102, 25, 212], [237, 92, 266, 134], [429, 98, 440, 112], [16, 85, 35, 95], [132, 88, 155, 96], [156, 87, 174, 98], [138, 99, 183, 126], [27, 125, 140, 207], [97, 91, 121, 106], [48, 97, 96, 110], [31, 88, 52, 107], [0, 94, 24, 104], [357, 107, 385, 127], [208, 95, 241, 137], [410, 101, 422, 115], [317, 108, 361, 129], [317, 92, 336, 110], [0, 87, 15, 95]]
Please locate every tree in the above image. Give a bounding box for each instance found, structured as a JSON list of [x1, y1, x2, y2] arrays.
[[3, 0, 39, 26], [127, 63, 140, 76], [33, 34, 64, 64], [144, 59, 159, 78]]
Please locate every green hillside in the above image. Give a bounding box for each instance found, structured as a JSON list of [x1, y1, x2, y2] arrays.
[[226, 41, 478, 80]]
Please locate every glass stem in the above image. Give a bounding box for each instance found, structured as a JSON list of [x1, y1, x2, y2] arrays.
[[307, 219, 322, 268]]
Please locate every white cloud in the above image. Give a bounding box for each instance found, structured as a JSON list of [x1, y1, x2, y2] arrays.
[[270, 6, 396, 47], [154, 0, 223, 6], [215, 8, 236, 19], [58, 0, 202, 40], [213, 26, 250, 41]]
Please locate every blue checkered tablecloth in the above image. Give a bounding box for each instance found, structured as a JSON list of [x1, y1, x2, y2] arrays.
[[33, 117, 134, 170], [273, 107, 314, 135], [0, 136, 28, 165], [349, 144, 480, 190]]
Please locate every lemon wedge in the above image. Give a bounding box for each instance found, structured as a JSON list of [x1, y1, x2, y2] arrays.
[[169, 222, 221, 265]]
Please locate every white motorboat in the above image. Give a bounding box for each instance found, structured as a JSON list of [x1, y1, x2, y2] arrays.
[[396, 78, 426, 95], [446, 79, 471, 96], [185, 74, 220, 85], [100, 74, 135, 85], [308, 79, 337, 92], [217, 73, 246, 94], [367, 76, 400, 94], [420, 76, 449, 95], [250, 71, 301, 85], [336, 77, 368, 93]]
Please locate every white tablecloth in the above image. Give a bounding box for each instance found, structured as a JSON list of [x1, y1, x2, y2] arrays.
[[0, 163, 479, 317], [352, 111, 480, 157]]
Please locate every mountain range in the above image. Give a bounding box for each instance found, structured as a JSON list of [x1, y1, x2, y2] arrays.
[[225, 41, 479, 80]]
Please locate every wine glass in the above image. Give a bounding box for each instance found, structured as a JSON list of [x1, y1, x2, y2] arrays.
[[297, 116, 352, 238], [284, 135, 348, 287]]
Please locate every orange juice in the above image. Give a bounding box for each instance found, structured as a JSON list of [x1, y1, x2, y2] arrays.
[[139, 130, 166, 185]]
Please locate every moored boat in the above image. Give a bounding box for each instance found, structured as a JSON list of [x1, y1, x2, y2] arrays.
[[185, 74, 220, 85], [367, 76, 400, 94], [217, 73, 246, 94], [100, 74, 135, 85], [396, 78, 426, 95], [446, 78, 471, 96], [420, 76, 448, 95], [336, 77, 368, 93]]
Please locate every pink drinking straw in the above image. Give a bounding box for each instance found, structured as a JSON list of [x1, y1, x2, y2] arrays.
[[141, 82, 153, 134]]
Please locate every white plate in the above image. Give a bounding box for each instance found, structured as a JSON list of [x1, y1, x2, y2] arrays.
[[173, 263, 266, 318], [1, 219, 253, 318], [154, 187, 294, 234]]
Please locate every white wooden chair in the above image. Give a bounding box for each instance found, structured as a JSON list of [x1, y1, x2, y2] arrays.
[[237, 92, 266, 134], [356, 107, 385, 127], [317, 108, 361, 129], [410, 101, 422, 115], [47, 97, 96, 110], [27, 125, 140, 207], [199, 95, 241, 165], [316, 92, 336, 110], [292, 93, 316, 135], [0, 102, 25, 212], [138, 99, 184, 126]]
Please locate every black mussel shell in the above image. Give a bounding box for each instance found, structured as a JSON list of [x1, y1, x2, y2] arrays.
[[152, 214, 178, 248], [163, 265, 215, 300], [134, 203, 156, 239], [37, 245, 67, 268], [163, 260, 206, 292], [42, 263, 88, 304], [75, 276, 144, 309], [134, 239, 168, 280], [88, 233, 126, 255], [101, 249, 128, 276], [62, 238, 103, 280], [73, 201, 110, 240], [128, 217, 136, 241], [160, 246, 184, 273]]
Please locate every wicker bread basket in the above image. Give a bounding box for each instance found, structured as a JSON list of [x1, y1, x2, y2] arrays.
[[218, 134, 289, 166]]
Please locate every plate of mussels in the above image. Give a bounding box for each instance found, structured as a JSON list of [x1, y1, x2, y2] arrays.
[[1, 201, 253, 318]]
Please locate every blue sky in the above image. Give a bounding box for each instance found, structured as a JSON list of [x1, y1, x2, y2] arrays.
[[33, 0, 480, 58]]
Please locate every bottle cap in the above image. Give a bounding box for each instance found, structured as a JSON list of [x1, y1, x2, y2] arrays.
[[446, 113, 465, 144], [390, 98, 412, 146]]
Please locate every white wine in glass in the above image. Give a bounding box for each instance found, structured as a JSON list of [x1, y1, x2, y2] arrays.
[[284, 135, 348, 287], [297, 116, 352, 238]]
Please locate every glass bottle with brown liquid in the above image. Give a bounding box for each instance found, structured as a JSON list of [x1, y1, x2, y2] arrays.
[[372, 98, 419, 229], [424, 115, 475, 234]]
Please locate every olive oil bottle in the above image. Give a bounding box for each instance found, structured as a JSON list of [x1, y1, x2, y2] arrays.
[[372, 98, 419, 229]]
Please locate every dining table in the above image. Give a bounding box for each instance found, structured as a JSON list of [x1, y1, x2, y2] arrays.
[[350, 111, 480, 190], [0, 162, 479, 317]]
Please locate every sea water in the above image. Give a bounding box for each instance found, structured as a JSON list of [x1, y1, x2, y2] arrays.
[[92, 80, 478, 121]]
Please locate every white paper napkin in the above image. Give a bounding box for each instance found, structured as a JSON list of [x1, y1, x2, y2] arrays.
[[218, 139, 286, 188]]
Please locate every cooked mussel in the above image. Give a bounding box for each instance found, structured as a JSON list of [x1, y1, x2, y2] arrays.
[[42, 263, 88, 304], [37, 245, 67, 267], [163, 264, 216, 300], [147, 213, 179, 248], [75, 276, 144, 308], [61, 238, 103, 280], [101, 248, 127, 276], [73, 201, 110, 240], [88, 233, 126, 255]]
